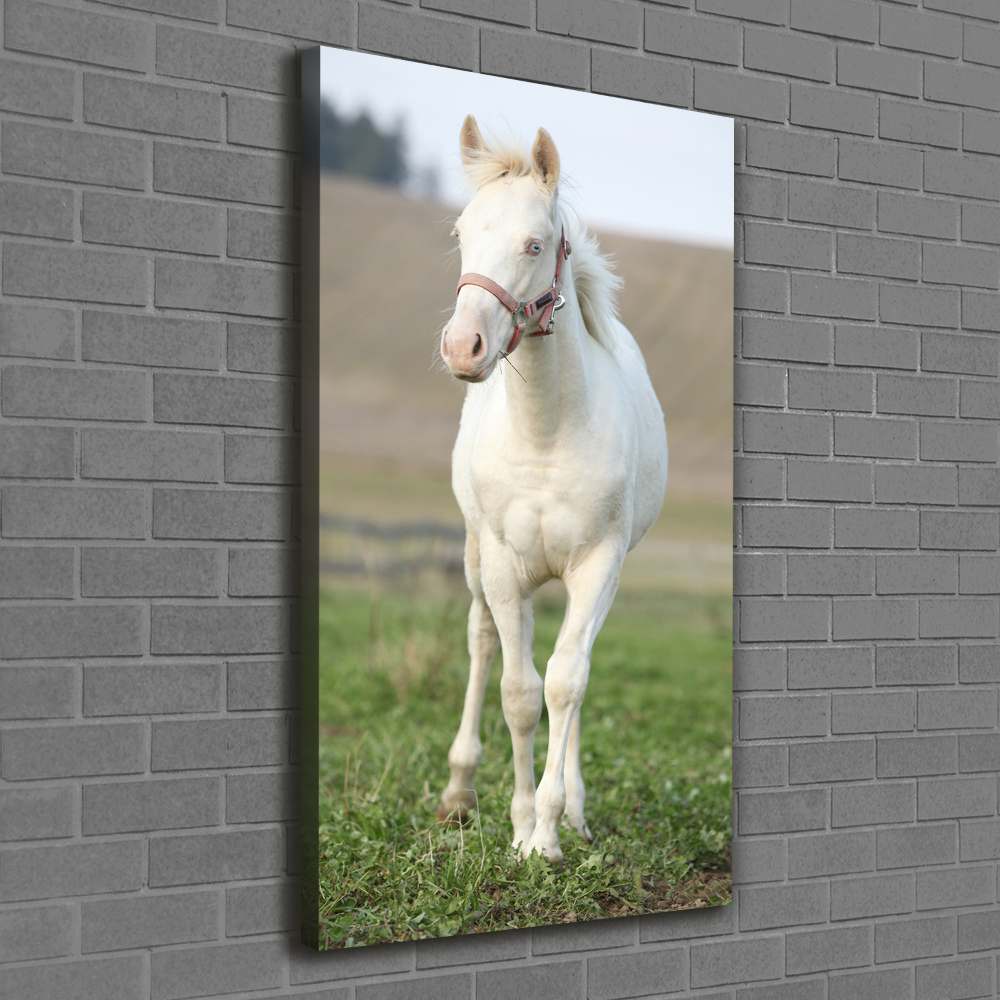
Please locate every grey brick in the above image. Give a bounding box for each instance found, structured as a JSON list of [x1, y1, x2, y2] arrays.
[[84, 192, 221, 257], [925, 151, 1000, 200], [879, 735, 957, 777], [226, 434, 298, 485], [744, 27, 834, 82], [587, 947, 686, 999], [0, 547, 73, 599], [731, 837, 788, 883], [743, 505, 831, 548], [742, 598, 830, 642], [744, 411, 832, 455], [789, 178, 873, 229], [839, 46, 921, 98], [788, 459, 872, 503], [228, 660, 298, 710], [875, 465, 958, 506], [960, 646, 1000, 683], [958, 910, 1000, 953], [919, 689, 997, 731], [149, 827, 284, 887], [151, 940, 286, 1000], [877, 915, 956, 964], [228, 208, 299, 264], [83, 311, 221, 370], [743, 317, 832, 364], [915, 958, 992, 1000], [226, 881, 299, 937], [790, 739, 874, 784], [1, 722, 144, 781], [152, 716, 286, 770], [920, 776, 996, 821], [882, 285, 960, 329], [537, 0, 640, 47], [922, 511, 999, 552], [82, 547, 217, 597], [923, 332, 999, 377], [0, 179, 73, 240], [82, 891, 218, 953], [227, 771, 297, 823], [229, 547, 297, 597], [226, 94, 298, 153], [877, 555, 958, 596], [836, 324, 918, 371], [0, 839, 143, 901], [0, 605, 143, 660], [83, 776, 220, 834], [792, 273, 877, 320], [153, 488, 288, 541], [6, 0, 150, 70], [917, 867, 995, 910], [839, 138, 922, 189], [154, 373, 290, 428], [791, 82, 876, 136], [964, 110, 1000, 156], [734, 744, 788, 788], [4, 366, 146, 422], [961, 556, 1000, 596], [84, 662, 222, 716], [0, 56, 74, 119], [925, 244, 999, 290], [830, 872, 915, 921], [745, 221, 832, 270], [963, 290, 1000, 333], [690, 937, 783, 988], [788, 829, 875, 878], [790, 369, 873, 412], [0, 787, 73, 842], [699, 0, 788, 23], [830, 968, 912, 1000], [880, 99, 961, 149], [694, 66, 789, 123], [835, 415, 916, 459], [925, 0, 999, 20], [835, 508, 918, 550], [83, 428, 220, 483], [926, 60, 1000, 113], [735, 456, 784, 499], [735, 267, 789, 312], [290, 944, 412, 985], [960, 734, 1000, 773], [93, 0, 218, 19], [0, 956, 144, 1000], [877, 823, 957, 869], [362, 9, 479, 74], [833, 691, 914, 733], [733, 648, 784, 694], [0, 903, 73, 962], [965, 20, 1000, 64], [2, 122, 145, 190], [735, 552, 783, 596], [228, 0, 352, 39], [0, 665, 74, 720], [740, 882, 828, 931], [4, 243, 147, 306], [741, 695, 829, 739], [881, 6, 961, 56], [2, 485, 145, 540], [791, 0, 877, 41], [837, 233, 920, 280], [740, 788, 827, 834], [151, 604, 284, 655], [963, 203, 1000, 245], [0, 304, 74, 361], [922, 422, 999, 464], [734, 364, 784, 410], [156, 24, 294, 92], [786, 923, 872, 974], [833, 781, 916, 826], [0, 425, 74, 479], [788, 646, 873, 689], [477, 960, 581, 1000], [962, 381, 1000, 419], [227, 322, 297, 375], [154, 142, 289, 207], [787, 554, 873, 596], [646, 8, 739, 63], [746, 126, 836, 176], [961, 820, 1000, 862], [591, 47, 691, 107], [879, 192, 958, 240], [156, 259, 292, 319], [879, 374, 957, 417]]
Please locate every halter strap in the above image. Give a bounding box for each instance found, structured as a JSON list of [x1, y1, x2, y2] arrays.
[[456, 228, 571, 355]]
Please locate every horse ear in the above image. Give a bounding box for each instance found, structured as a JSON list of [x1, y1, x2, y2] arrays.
[[530, 128, 560, 192], [460, 115, 485, 165]]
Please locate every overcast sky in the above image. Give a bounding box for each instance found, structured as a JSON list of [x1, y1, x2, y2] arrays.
[[319, 48, 733, 248]]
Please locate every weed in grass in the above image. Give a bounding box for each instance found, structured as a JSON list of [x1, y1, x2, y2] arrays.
[[316, 581, 732, 948]]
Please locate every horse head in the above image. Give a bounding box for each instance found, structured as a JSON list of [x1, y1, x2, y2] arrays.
[[440, 116, 564, 382]]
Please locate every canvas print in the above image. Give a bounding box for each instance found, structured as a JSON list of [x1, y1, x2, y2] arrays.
[[301, 46, 734, 950]]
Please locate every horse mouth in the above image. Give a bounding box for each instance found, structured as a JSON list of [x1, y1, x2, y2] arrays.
[[454, 354, 499, 383]]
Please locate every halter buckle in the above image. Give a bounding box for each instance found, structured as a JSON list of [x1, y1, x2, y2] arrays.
[[553, 294, 566, 312]]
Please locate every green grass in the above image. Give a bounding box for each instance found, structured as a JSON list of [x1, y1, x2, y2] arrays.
[[317, 581, 732, 949]]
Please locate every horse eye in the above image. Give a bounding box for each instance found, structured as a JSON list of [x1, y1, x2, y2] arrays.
[[528, 242, 542, 255]]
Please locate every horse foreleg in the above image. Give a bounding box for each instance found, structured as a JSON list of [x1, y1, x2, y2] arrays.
[[562, 710, 592, 841], [526, 541, 623, 862], [439, 526, 499, 824]]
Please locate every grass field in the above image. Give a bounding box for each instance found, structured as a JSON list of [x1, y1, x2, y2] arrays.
[[316, 580, 732, 948]]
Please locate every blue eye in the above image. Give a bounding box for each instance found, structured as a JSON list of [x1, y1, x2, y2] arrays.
[[528, 242, 542, 255]]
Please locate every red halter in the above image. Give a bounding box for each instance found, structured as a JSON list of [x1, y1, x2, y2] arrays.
[[455, 228, 572, 355]]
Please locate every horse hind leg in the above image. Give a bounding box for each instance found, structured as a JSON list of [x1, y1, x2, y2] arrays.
[[562, 710, 593, 841], [438, 529, 499, 824]]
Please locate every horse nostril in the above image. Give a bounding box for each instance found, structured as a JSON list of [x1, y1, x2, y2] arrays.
[[473, 334, 483, 357]]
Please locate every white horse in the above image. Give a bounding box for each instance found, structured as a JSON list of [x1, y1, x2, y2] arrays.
[[437, 116, 668, 862]]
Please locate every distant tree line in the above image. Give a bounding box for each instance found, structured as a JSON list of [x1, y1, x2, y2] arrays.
[[319, 100, 407, 188]]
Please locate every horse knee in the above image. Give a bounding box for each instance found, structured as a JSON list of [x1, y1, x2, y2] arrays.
[[544, 652, 587, 713], [500, 672, 543, 734]]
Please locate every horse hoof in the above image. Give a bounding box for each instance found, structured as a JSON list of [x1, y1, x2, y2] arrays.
[[437, 803, 469, 826]]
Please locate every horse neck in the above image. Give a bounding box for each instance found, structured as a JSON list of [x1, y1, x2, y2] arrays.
[[503, 270, 592, 443]]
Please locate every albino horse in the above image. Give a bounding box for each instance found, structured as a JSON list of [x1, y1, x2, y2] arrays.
[[437, 116, 668, 862]]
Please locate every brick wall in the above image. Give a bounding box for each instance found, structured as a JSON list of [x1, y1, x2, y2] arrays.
[[1, 1, 998, 997]]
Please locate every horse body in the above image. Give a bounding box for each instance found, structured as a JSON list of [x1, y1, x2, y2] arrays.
[[438, 117, 668, 861]]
